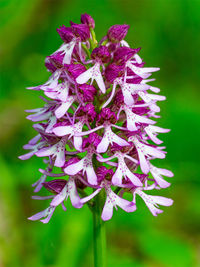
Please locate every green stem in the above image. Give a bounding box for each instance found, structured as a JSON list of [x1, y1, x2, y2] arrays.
[[93, 191, 106, 267], [81, 43, 90, 58], [90, 28, 98, 50]]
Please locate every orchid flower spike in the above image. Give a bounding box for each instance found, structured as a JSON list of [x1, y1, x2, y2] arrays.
[[20, 14, 173, 223]]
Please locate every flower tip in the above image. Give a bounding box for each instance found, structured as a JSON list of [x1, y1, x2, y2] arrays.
[[107, 24, 130, 42], [81, 13, 95, 29]]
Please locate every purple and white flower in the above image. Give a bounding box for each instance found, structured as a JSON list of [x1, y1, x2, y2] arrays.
[[20, 14, 173, 223]]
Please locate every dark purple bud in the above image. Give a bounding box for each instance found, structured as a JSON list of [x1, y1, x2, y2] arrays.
[[114, 47, 141, 64], [91, 46, 111, 64], [43, 179, 67, 194], [45, 52, 65, 71], [96, 166, 114, 183], [83, 133, 101, 149], [78, 84, 97, 102], [77, 103, 96, 122], [126, 73, 143, 84], [107, 24, 130, 42], [110, 142, 131, 154], [105, 63, 124, 83], [84, 103, 97, 122], [134, 173, 148, 183], [70, 22, 90, 41], [67, 64, 87, 79], [45, 59, 57, 73], [63, 157, 80, 169], [81, 13, 95, 29], [134, 62, 145, 68], [54, 120, 71, 128], [57, 25, 75, 43], [114, 90, 124, 107], [107, 43, 118, 53], [97, 108, 117, 124], [132, 100, 149, 115]]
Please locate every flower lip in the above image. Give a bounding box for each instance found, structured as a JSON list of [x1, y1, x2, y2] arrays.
[[43, 179, 67, 194], [107, 24, 130, 42]]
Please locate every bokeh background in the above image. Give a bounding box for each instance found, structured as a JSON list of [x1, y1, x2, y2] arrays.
[[0, 0, 200, 266]]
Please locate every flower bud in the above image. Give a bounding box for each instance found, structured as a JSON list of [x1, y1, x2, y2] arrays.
[[78, 84, 97, 102], [81, 13, 95, 29], [45, 52, 65, 71], [107, 24, 130, 42], [96, 166, 114, 183], [97, 108, 117, 125], [114, 47, 141, 64], [57, 25, 75, 43], [82, 133, 101, 149], [105, 63, 124, 83], [91, 46, 111, 63], [70, 22, 90, 41], [67, 64, 86, 79], [43, 179, 67, 194]]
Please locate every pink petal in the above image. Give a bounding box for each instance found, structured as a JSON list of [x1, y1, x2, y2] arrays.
[[151, 172, 171, 188], [158, 168, 174, 177], [150, 125, 170, 133], [86, 165, 98, 185], [81, 188, 101, 204], [18, 151, 35, 160], [55, 101, 72, 119], [26, 111, 52, 122], [53, 125, 73, 136], [112, 133, 129, 147], [40, 208, 56, 223], [149, 86, 160, 93], [137, 148, 150, 174], [112, 166, 123, 185], [135, 114, 155, 125], [149, 94, 166, 101], [51, 189, 67, 207], [101, 197, 114, 221], [146, 203, 163, 216], [144, 145, 165, 159], [54, 150, 65, 167], [125, 168, 143, 186], [123, 90, 134, 106], [35, 146, 55, 157], [64, 159, 84, 175], [73, 136, 82, 151], [76, 68, 93, 84], [28, 208, 48, 221], [96, 135, 109, 153], [151, 196, 173, 206], [115, 194, 136, 212], [95, 72, 106, 93]]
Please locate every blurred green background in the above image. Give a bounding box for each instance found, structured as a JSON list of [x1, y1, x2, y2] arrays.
[[0, 0, 200, 266]]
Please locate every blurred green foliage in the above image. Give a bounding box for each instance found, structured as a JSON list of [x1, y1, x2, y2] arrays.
[[0, 0, 200, 266]]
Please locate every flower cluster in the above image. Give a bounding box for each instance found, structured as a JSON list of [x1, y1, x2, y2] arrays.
[[20, 14, 173, 223]]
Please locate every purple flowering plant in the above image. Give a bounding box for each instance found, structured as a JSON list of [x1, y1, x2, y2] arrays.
[[20, 13, 173, 265]]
